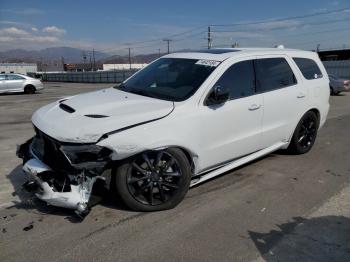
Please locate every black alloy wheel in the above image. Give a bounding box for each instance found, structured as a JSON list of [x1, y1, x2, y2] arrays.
[[116, 148, 191, 211], [288, 111, 318, 154]]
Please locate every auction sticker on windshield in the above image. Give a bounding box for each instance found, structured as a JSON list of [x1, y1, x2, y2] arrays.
[[195, 60, 220, 67]]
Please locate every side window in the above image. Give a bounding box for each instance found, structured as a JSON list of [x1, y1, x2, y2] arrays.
[[255, 58, 297, 93], [0, 75, 5, 81], [7, 74, 25, 80], [293, 58, 323, 80], [214, 60, 255, 100]]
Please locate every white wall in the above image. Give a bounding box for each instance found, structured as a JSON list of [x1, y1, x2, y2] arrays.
[[103, 64, 147, 71], [0, 63, 37, 74]]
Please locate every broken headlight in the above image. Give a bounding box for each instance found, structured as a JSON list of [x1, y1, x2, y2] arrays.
[[60, 144, 112, 164]]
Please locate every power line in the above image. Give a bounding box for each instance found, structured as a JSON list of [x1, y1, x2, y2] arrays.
[[210, 6, 350, 27]]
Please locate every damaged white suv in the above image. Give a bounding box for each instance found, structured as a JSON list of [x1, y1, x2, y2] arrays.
[[17, 48, 329, 215]]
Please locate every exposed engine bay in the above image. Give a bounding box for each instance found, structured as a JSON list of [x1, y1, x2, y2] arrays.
[[17, 127, 112, 217]]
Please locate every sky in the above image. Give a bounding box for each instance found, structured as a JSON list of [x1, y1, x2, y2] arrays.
[[0, 0, 350, 56]]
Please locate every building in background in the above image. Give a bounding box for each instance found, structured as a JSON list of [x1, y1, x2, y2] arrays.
[[0, 63, 37, 74], [103, 64, 147, 71], [318, 48, 350, 61]]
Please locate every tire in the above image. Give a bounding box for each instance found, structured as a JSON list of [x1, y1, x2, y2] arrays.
[[24, 85, 36, 94], [330, 86, 340, 96], [287, 111, 318, 154], [115, 148, 191, 211]]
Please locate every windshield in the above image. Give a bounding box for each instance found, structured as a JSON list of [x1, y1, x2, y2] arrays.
[[114, 58, 219, 101]]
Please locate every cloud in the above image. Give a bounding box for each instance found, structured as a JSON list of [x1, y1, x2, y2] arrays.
[[22, 36, 59, 43], [1, 8, 45, 15], [0, 35, 58, 43], [0, 27, 29, 36], [42, 26, 66, 35], [31, 27, 38, 32], [252, 20, 301, 31], [0, 36, 15, 42]]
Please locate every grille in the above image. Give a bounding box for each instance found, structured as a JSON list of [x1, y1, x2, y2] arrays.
[[31, 127, 71, 172]]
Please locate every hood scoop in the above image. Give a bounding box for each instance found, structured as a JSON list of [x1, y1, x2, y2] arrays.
[[84, 114, 109, 118], [59, 103, 75, 113]]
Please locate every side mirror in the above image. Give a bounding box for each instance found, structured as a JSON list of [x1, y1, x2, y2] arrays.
[[206, 85, 230, 106]]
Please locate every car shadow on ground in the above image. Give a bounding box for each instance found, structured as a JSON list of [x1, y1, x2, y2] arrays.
[[249, 216, 350, 262], [5, 164, 131, 222]]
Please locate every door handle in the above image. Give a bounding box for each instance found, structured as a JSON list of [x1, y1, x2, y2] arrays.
[[248, 104, 261, 111], [297, 93, 306, 98]]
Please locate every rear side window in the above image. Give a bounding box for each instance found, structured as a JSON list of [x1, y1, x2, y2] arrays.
[[293, 58, 323, 80], [7, 74, 25, 80], [255, 58, 296, 93], [214, 60, 255, 100]]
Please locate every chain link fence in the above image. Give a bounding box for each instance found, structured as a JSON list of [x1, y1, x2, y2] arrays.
[[42, 69, 139, 83], [323, 60, 350, 78]]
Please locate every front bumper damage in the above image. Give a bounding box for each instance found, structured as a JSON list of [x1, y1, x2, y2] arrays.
[[17, 130, 111, 216]]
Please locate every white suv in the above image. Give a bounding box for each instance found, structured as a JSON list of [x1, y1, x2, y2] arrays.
[[17, 48, 329, 215]]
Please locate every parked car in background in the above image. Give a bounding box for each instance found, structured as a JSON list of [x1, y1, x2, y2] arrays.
[[329, 74, 350, 95], [0, 73, 44, 94], [17, 48, 329, 216]]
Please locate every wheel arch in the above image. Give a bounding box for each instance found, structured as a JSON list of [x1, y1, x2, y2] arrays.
[[308, 108, 321, 128], [285, 107, 321, 148]]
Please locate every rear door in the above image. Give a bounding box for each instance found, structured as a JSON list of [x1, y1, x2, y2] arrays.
[[255, 55, 308, 148], [198, 58, 264, 169], [5, 74, 25, 91]]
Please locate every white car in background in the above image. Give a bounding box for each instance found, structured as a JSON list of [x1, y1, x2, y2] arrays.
[[17, 48, 330, 216], [329, 74, 350, 95], [0, 73, 44, 94]]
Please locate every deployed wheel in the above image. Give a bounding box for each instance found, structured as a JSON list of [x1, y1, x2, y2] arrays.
[[287, 111, 318, 154], [24, 85, 36, 94], [115, 148, 191, 211]]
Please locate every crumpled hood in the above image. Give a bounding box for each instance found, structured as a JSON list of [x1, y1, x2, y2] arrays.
[[32, 88, 174, 143]]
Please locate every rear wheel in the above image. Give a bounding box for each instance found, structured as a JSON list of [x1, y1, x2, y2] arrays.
[[24, 85, 36, 94], [115, 148, 191, 211], [287, 111, 318, 154]]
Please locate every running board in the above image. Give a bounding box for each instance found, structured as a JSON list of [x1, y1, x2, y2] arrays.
[[190, 142, 287, 187]]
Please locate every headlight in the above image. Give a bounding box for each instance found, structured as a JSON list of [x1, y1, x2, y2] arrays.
[[60, 145, 112, 164]]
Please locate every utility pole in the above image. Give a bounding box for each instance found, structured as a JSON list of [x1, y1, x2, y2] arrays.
[[158, 48, 161, 57], [92, 48, 96, 71], [89, 53, 92, 71], [163, 39, 172, 54], [207, 26, 212, 49], [127, 47, 132, 70], [61, 56, 65, 71], [82, 51, 87, 72]]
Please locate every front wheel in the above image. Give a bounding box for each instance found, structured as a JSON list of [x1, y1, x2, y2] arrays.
[[287, 111, 318, 154], [115, 148, 191, 211]]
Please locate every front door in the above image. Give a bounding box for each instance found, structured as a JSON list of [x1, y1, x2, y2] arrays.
[[198, 59, 263, 171]]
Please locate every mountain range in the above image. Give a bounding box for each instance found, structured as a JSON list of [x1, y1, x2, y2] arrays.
[[0, 47, 164, 64], [0, 47, 109, 63]]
